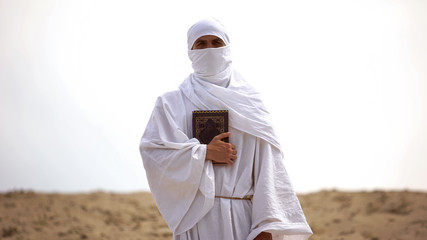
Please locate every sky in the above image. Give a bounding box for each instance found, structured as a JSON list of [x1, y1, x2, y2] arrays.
[[0, 0, 426, 193]]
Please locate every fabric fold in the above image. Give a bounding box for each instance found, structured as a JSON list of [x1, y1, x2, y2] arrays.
[[179, 70, 282, 151], [140, 93, 215, 234]]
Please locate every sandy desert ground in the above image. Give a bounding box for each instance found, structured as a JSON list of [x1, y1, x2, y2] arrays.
[[1, 190, 426, 240]]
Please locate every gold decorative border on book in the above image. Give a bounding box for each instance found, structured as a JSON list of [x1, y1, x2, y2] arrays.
[[192, 110, 228, 114]]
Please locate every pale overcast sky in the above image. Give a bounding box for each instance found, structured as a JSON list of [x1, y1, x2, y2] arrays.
[[1, 0, 426, 193]]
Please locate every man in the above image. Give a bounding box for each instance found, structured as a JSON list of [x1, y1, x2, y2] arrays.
[[140, 18, 312, 240]]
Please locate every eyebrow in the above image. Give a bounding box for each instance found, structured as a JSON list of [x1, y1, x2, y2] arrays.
[[213, 38, 225, 44], [195, 39, 207, 44]]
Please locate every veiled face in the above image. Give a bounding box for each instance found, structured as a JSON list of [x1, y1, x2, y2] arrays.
[[192, 35, 226, 50]]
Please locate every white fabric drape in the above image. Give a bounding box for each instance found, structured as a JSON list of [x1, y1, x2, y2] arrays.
[[179, 70, 282, 151], [139, 92, 215, 235], [188, 46, 232, 87], [140, 17, 312, 240], [140, 73, 312, 239]]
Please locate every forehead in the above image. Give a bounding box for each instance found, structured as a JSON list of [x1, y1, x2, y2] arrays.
[[194, 35, 224, 42]]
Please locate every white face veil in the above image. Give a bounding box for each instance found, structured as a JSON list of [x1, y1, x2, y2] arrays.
[[187, 18, 232, 87]]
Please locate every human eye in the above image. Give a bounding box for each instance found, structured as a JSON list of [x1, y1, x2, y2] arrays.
[[213, 39, 225, 47], [194, 40, 206, 49]]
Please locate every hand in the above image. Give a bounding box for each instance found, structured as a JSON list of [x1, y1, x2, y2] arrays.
[[205, 132, 237, 164], [253, 232, 272, 240]]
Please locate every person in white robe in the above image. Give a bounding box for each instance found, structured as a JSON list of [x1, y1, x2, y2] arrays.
[[139, 18, 313, 240]]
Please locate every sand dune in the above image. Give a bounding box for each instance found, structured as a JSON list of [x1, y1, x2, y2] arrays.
[[299, 190, 427, 240], [1, 190, 426, 240]]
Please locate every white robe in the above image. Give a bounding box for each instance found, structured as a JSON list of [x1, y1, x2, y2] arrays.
[[140, 71, 312, 240]]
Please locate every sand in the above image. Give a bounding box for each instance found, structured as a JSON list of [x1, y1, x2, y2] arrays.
[[1, 190, 426, 240]]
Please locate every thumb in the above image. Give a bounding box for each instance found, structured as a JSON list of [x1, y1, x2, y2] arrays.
[[214, 132, 230, 141]]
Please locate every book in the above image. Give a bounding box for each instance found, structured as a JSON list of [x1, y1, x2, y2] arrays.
[[192, 110, 229, 144]]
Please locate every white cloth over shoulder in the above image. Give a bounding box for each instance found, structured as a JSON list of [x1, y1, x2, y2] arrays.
[[179, 70, 282, 151]]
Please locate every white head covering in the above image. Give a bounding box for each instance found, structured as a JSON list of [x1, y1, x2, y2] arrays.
[[187, 18, 230, 50], [187, 18, 232, 87]]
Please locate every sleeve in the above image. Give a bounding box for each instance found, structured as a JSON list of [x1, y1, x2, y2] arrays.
[[248, 138, 313, 240], [139, 95, 215, 235]]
